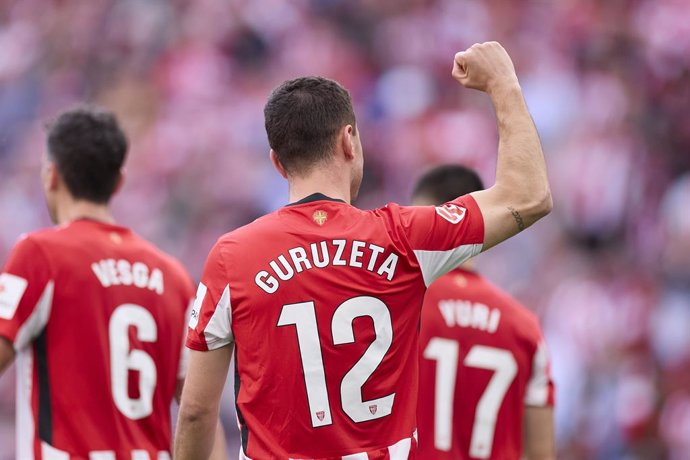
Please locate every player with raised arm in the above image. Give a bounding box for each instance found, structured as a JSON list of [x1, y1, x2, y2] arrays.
[[176, 41, 552, 459], [0, 109, 226, 460], [413, 165, 555, 460]]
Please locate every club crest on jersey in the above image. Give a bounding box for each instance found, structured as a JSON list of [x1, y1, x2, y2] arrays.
[[312, 210, 328, 226], [435, 204, 467, 224], [369, 404, 377, 415], [316, 411, 325, 421]]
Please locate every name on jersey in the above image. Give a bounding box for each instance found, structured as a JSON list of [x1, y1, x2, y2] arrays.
[[255, 240, 400, 294], [91, 259, 164, 294], [438, 299, 501, 333]]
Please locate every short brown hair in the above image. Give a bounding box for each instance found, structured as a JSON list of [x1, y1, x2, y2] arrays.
[[47, 108, 128, 203], [413, 165, 485, 204], [264, 76, 356, 175]]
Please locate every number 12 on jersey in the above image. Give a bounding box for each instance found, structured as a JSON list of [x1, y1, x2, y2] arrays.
[[424, 338, 517, 459], [277, 296, 395, 428]]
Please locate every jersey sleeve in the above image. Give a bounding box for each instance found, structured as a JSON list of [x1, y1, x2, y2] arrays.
[[524, 339, 555, 407], [186, 240, 234, 351], [0, 235, 54, 350], [177, 296, 195, 379], [396, 194, 484, 286]]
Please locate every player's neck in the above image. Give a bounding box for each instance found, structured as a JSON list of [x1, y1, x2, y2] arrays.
[[287, 172, 352, 204], [56, 199, 116, 226]]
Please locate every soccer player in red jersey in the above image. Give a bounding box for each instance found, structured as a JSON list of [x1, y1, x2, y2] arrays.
[[0, 109, 226, 459], [413, 165, 555, 460], [176, 42, 552, 459]]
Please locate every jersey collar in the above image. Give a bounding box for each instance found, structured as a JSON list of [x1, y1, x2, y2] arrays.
[[286, 193, 346, 206]]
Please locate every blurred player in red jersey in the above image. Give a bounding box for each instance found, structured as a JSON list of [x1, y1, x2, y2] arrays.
[[0, 109, 227, 460], [176, 42, 552, 460], [413, 165, 555, 460]]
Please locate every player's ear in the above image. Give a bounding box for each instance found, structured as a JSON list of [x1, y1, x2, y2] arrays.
[[340, 125, 356, 162], [270, 150, 288, 179], [42, 162, 59, 192]]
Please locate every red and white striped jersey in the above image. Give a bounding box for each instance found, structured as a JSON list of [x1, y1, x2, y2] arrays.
[[0, 219, 195, 459], [417, 268, 554, 460], [187, 193, 485, 459]]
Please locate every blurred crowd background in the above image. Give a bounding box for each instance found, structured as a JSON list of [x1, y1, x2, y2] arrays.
[[1, 0, 689, 458]]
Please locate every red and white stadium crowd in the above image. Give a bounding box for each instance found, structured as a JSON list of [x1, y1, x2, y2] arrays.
[[0, 0, 689, 458]]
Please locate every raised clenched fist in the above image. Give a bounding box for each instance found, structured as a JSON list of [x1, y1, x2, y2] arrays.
[[452, 42, 519, 93]]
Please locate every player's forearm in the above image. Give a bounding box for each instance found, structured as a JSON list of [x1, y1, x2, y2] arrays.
[[174, 406, 218, 460], [0, 337, 15, 375], [208, 419, 229, 460], [488, 83, 552, 227]]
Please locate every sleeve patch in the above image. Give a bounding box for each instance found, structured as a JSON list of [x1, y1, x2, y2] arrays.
[[189, 283, 207, 329], [435, 204, 467, 224], [0, 273, 28, 320]]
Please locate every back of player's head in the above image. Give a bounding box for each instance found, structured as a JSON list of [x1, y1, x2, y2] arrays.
[[264, 76, 356, 176], [46, 107, 128, 204], [412, 164, 485, 205]]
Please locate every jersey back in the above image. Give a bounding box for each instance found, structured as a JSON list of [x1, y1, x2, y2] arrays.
[[187, 194, 485, 459], [0, 220, 195, 460], [416, 269, 554, 460]]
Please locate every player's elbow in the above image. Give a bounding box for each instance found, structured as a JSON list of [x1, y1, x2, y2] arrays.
[[495, 175, 552, 223], [177, 400, 217, 427], [530, 188, 553, 220], [520, 181, 552, 221], [500, 184, 552, 227]]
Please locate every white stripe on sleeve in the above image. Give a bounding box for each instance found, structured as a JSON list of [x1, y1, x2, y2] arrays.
[[413, 244, 482, 287], [15, 281, 54, 350], [203, 284, 233, 350], [524, 341, 551, 406], [16, 349, 34, 460], [189, 283, 207, 329]]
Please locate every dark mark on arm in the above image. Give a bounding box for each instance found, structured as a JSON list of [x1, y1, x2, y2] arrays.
[[508, 206, 525, 231]]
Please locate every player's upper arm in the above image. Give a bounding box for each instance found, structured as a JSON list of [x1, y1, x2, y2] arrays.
[[523, 336, 555, 459], [395, 195, 484, 286], [523, 406, 555, 460], [175, 346, 233, 460], [186, 240, 234, 352], [0, 236, 53, 354], [470, 184, 552, 251], [179, 347, 232, 413]]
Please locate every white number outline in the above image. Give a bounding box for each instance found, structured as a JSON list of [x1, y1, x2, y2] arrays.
[[423, 340, 518, 458], [277, 296, 395, 427]]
